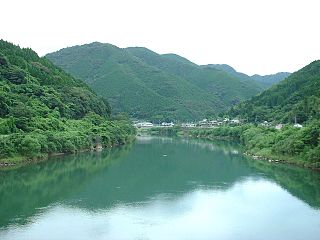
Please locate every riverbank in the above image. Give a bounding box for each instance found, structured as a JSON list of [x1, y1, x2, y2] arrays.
[[243, 151, 320, 171], [143, 123, 320, 171], [189, 124, 320, 170], [0, 131, 135, 170], [0, 135, 136, 170]]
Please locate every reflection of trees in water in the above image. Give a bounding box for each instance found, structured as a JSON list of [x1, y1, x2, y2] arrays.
[[180, 138, 241, 155], [136, 136, 174, 144], [248, 158, 320, 209], [1, 137, 319, 232], [187, 135, 320, 209], [137, 136, 242, 155], [0, 144, 133, 228], [149, 136, 320, 210], [70, 138, 254, 212]]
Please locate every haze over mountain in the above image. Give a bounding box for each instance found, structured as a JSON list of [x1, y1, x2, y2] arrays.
[[46, 42, 283, 121], [251, 72, 291, 89], [229, 60, 320, 123], [207, 64, 290, 89]]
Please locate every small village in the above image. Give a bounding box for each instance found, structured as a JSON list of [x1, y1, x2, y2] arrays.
[[134, 118, 303, 129]]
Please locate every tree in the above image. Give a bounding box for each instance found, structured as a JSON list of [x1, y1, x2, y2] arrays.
[[19, 136, 41, 158]]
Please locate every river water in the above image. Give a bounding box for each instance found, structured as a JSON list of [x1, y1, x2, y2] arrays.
[[0, 136, 319, 240]]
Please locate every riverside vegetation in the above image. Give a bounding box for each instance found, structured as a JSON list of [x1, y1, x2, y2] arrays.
[[146, 61, 320, 168], [47, 43, 287, 121], [227, 60, 320, 168], [189, 123, 320, 169], [1, 39, 318, 169], [147, 122, 319, 169], [0, 40, 135, 165]]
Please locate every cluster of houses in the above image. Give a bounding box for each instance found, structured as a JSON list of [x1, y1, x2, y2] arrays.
[[261, 121, 303, 129], [193, 118, 240, 128], [134, 121, 175, 128], [134, 122, 154, 128], [134, 118, 241, 129], [134, 118, 304, 130]]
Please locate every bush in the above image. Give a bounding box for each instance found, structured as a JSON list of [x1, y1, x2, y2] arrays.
[[19, 136, 41, 158]]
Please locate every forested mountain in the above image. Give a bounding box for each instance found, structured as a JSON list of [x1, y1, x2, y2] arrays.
[[126, 47, 261, 106], [0, 40, 135, 163], [251, 72, 291, 89], [189, 61, 320, 168], [206, 64, 290, 89], [204, 64, 261, 87], [229, 60, 320, 123], [46, 42, 262, 121]]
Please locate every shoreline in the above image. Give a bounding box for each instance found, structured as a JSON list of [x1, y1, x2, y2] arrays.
[[194, 135, 320, 171], [243, 152, 320, 172], [148, 128, 320, 172], [2, 133, 318, 172], [0, 141, 131, 170]]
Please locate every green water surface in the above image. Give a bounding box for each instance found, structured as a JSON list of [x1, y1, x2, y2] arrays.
[[0, 136, 319, 240]]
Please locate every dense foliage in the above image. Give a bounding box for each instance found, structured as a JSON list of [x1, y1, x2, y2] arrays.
[[188, 61, 320, 168], [0, 40, 135, 163], [251, 72, 291, 89], [46, 43, 263, 121], [190, 123, 320, 168], [205, 64, 289, 89], [229, 60, 320, 123]]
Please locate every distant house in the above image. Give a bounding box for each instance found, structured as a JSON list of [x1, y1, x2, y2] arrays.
[[181, 123, 196, 128], [198, 119, 209, 127], [261, 121, 271, 127], [275, 124, 283, 130], [230, 119, 240, 124], [161, 122, 174, 127], [293, 123, 303, 128], [209, 120, 218, 125], [134, 122, 154, 128]]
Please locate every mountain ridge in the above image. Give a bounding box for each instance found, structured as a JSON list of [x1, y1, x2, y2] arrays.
[[251, 72, 291, 88], [0, 39, 135, 163], [229, 60, 320, 123], [206, 64, 290, 89], [47, 42, 271, 121]]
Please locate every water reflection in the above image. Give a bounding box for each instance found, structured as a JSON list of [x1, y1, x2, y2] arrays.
[[0, 144, 133, 227], [0, 136, 319, 239], [1, 180, 319, 240]]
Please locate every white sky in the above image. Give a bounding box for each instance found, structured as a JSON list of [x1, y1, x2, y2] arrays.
[[1, 0, 320, 75]]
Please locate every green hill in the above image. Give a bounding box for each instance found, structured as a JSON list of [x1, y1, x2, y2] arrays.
[[47, 42, 262, 121], [203, 64, 260, 86], [221, 60, 320, 167], [251, 72, 291, 89], [206, 64, 290, 89], [229, 60, 320, 123], [0, 40, 135, 164], [126, 47, 261, 106]]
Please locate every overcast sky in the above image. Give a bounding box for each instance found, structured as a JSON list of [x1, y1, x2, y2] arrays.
[[1, 0, 320, 75]]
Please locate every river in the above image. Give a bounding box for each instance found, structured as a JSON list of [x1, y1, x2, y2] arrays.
[[0, 136, 319, 240]]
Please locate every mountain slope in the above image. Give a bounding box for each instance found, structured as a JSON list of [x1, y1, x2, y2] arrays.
[[47, 42, 261, 121], [0, 40, 135, 163], [229, 60, 320, 123], [203, 64, 261, 86], [205, 64, 290, 89], [47, 42, 225, 121], [126, 47, 261, 106], [251, 72, 291, 88]]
